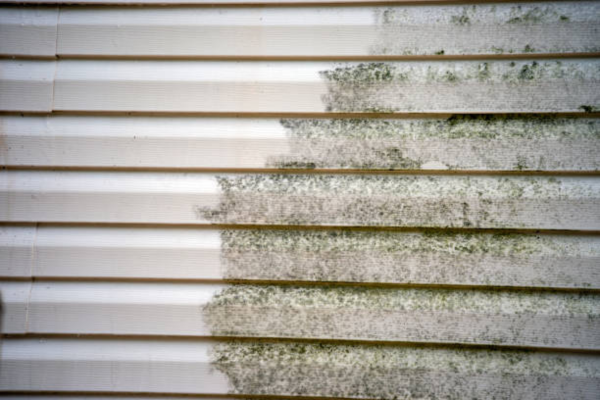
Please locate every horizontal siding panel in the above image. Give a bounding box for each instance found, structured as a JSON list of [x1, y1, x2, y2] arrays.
[[0, 60, 55, 112], [1, 225, 597, 289], [15, 281, 599, 349], [0, 225, 35, 277], [0, 338, 228, 394], [1, 337, 599, 398], [2, 171, 598, 230], [0, 7, 58, 57], [0, 281, 32, 334], [1, 115, 599, 171], [56, 3, 600, 57], [52, 59, 600, 113]]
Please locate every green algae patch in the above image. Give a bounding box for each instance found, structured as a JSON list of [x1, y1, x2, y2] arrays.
[[194, 175, 598, 229], [210, 340, 600, 398], [269, 117, 600, 171], [218, 229, 600, 288], [202, 284, 600, 349], [371, 3, 600, 55], [205, 284, 600, 316], [319, 61, 599, 112]]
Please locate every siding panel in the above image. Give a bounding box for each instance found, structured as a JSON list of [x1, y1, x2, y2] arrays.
[[0, 6, 58, 57], [2, 338, 599, 398], [16, 281, 600, 349], [56, 3, 600, 57], [2, 115, 599, 171], [1, 171, 598, 230], [52, 59, 600, 113], [0, 60, 55, 112], [0, 1, 598, 398], [1, 225, 597, 290]]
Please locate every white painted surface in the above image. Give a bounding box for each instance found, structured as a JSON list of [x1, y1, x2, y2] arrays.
[[0, 338, 230, 393], [0, 60, 55, 112], [0, 225, 35, 277], [0, 6, 58, 57], [0, 281, 32, 334]]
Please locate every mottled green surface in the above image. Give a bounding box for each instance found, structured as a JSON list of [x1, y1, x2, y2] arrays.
[[319, 60, 599, 112], [210, 341, 600, 398], [372, 3, 600, 55], [195, 175, 598, 229], [219, 229, 599, 288], [269, 117, 600, 171]]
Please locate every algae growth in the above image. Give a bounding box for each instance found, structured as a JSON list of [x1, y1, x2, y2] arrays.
[[210, 340, 600, 398], [268, 117, 600, 171]]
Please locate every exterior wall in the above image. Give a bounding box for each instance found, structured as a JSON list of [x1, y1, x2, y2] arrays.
[[1, 1, 599, 399]]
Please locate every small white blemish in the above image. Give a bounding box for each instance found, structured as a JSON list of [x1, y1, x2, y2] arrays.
[[421, 161, 449, 170]]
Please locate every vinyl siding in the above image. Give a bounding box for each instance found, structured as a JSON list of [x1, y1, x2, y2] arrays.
[[0, 2, 599, 399]]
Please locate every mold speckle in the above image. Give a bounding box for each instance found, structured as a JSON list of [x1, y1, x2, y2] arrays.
[[220, 229, 599, 288], [371, 3, 599, 55], [210, 341, 600, 398], [195, 175, 598, 229], [319, 61, 599, 112]]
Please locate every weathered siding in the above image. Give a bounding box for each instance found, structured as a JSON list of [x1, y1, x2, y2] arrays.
[[0, 2, 599, 399]]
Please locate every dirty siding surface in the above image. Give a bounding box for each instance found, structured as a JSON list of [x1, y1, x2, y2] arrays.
[[1, 1, 600, 399]]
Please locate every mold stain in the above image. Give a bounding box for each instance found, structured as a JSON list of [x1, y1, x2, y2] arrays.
[[218, 229, 599, 287], [371, 3, 600, 55], [209, 340, 600, 398], [319, 61, 599, 113], [267, 117, 600, 171], [194, 174, 596, 229]]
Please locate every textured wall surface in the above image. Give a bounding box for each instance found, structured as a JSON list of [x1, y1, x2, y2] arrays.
[[1, 1, 599, 399]]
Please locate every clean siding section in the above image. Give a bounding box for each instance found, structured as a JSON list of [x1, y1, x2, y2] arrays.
[[0, 6, 58, 57], [0, 60, 55, 112]]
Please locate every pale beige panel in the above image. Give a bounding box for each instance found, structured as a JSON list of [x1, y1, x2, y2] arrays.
[[1, 337, 599, 398], [0, 115, 291, 169], [53, 59, 600, 113], [2, 115, 599, 172], [0, 281, 31, 334], [27, 281, 223, 336], [0, 60, 55, 112], [0, 337, 229, 394], [25, 225, 600, 289], [34, 226, 222, 280], [23, 281, 600, 349], [0, 225, 36, 278], [0, 170, 220, 224], [1, 171, 599, 230], [56, 3, 600, 57], [0, 7, 58, 57]]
